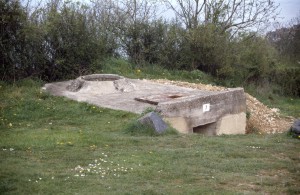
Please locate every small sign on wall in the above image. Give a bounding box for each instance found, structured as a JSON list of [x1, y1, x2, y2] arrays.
[[203, 103, 210, 112]]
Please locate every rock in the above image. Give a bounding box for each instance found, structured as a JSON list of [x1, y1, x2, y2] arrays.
[[67, 78, 84, 92], [138, 112, 168, 133], [114, 78, 135, 92], [290, 119, 300, 134]]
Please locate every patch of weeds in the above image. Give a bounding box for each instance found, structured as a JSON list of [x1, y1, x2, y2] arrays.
[[36, 90, 51, 100], [124, 121, 159, 136], [124, 120, 177, 136], [0, 178, 17, 194], [141, 107, 156, 115], [16, 78, 44, 87], [287, 128, 300, 139], [287, 187, 300, 195], [246, 124, 260, 134], [246, 110, 251, 119], [78, 102, 107, 114], [163, 126, 178, 135]]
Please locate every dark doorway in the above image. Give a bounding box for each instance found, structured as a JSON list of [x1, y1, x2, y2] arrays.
[[193, 122, 217, 136]]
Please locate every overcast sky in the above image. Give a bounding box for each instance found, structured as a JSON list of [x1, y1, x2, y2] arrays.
[[160, 0, 299, 25], [275, 0, 300, 23], [26, 0, 300, 25]]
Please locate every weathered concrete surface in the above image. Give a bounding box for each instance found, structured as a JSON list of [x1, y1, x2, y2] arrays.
[[216, 113, 246, 135], [43, 74, 211, 113], [43, 74, 247, 135]]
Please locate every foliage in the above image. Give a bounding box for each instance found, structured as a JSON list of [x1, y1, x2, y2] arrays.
[[184, 24, 231, 73], [220, 34, 277, 84], [267, 24, 300, 61], [270, 65, 300, 97], [0, 0, 299, 97], [0, 0, 26, 81], [265, 23, 300, 96], [122, 19, 166, 64], [32, 1, 111, 80], [1, 0, 112, 81]]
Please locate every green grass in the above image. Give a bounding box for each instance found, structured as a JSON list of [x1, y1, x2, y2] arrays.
[[96, 58, 215, 84], [0, 79, 299, 194], [256, 95, 300, 118]]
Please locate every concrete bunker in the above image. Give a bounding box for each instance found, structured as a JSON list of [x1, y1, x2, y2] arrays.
[[43, 74, 247, 135], [155, 88, 246, 135]]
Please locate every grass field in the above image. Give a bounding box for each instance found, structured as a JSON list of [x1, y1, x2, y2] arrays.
[[0, 78, 299, 194]]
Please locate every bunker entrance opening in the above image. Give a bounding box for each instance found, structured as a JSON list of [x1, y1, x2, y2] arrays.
[[193, 122, 217, 136]]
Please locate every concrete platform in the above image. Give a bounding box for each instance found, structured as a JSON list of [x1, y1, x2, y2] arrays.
[[43, 74, 246, 135]]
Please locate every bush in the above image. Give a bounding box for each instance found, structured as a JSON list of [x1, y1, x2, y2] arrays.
[[271, 65, 300, 96], [0, 0, 27, 81]]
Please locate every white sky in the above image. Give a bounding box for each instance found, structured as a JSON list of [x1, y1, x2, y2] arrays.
[[26, 0, 300, 24], [160, 0, 299, 25], [275, 0, 300, 23]]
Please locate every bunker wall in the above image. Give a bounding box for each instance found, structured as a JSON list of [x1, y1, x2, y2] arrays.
[[156, 88, 246, 134]]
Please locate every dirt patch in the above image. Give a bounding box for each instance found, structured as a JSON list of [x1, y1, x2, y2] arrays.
[[151, 79, 294, 134]]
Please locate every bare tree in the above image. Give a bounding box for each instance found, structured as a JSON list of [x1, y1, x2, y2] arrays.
[[164, 0, 279, 35], [121, 0, 158, 24]]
